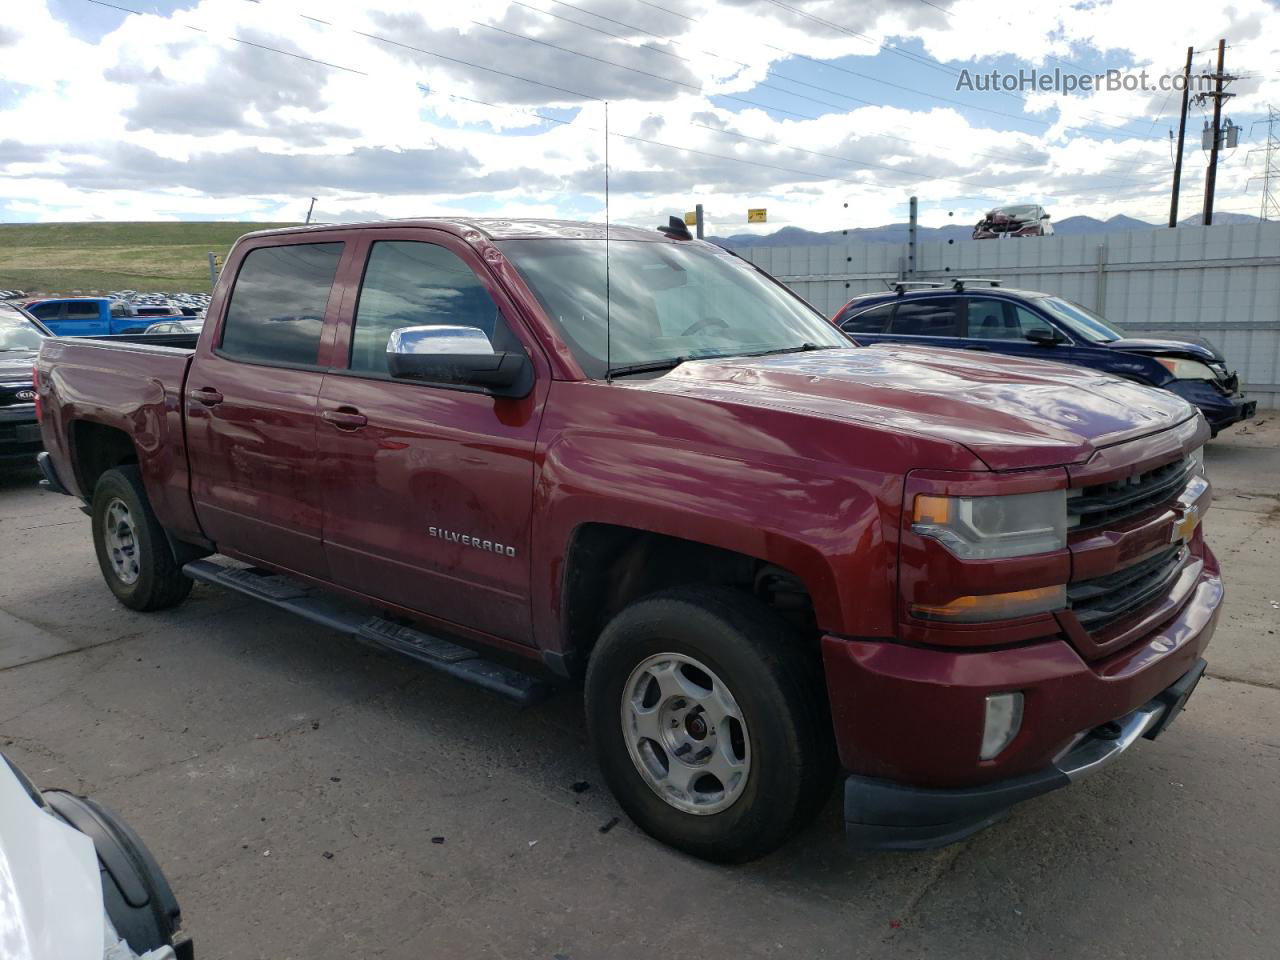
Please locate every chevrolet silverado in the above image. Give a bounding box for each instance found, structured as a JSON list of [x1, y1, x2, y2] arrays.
[[35, 218, 1221, 862]]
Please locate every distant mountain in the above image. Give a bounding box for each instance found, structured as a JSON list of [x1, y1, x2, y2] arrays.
[[1050, 215, 1154, 235], [711, 212, 1263, 248]]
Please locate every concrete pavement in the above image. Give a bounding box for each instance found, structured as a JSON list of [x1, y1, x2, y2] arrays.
[[2, 415, 1277, 959]]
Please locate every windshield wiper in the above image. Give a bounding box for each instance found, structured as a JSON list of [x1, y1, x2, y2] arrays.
[[735, 342, 839, 358], [607, 357, 693, 378]]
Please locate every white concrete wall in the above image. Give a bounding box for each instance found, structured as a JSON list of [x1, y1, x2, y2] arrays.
[[739, 221, 1280, 408]]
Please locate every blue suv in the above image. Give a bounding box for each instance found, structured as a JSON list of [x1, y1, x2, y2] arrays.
[[832, 279, 1255, 436]]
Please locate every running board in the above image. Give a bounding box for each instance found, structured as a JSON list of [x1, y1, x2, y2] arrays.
[[183, 558, 550, 705]]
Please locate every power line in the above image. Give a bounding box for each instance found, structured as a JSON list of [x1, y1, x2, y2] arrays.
[[87, 0, 1165, 211], [533, 0, 1167, 184], [757, 0, 1165, 139], [510, 0, 1150, 183], [627, 0, 1168, 150], [250, 0, 1158, 196]]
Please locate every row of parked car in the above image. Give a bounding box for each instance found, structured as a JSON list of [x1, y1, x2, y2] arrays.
[[20, 295, 205, 337]]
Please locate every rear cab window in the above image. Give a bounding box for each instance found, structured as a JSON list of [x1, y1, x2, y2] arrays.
[[219, 242, 343, 367]]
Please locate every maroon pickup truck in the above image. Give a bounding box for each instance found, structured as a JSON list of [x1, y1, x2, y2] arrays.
[[34, 218, 1221, 862]]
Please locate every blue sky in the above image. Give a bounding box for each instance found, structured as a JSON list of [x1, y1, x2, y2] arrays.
[[1, 0, 1276, 230]]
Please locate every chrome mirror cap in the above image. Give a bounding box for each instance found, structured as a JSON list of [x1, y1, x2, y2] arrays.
[[387, 325, 495, 356]]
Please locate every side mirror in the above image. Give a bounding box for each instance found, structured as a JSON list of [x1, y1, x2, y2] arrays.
[[1040, 213, 1051, 220], [1025, 328, 1064, 346], [387, 325, 532, 397]]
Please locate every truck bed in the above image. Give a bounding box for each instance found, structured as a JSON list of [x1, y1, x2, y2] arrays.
[[37, 334, 201, 539]]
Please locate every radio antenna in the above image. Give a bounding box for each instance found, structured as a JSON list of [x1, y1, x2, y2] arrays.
[[604, 100, 612, 382]]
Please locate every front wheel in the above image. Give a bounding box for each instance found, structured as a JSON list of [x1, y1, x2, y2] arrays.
[[91, 466, 192, 611], [585, 587, 834, 863]]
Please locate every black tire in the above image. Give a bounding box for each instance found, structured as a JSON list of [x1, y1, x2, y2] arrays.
[[91, 465, 192, 611], [585, 586, 835, 863]]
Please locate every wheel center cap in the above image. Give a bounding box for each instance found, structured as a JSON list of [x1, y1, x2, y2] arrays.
[[685, 713, 708, 740]]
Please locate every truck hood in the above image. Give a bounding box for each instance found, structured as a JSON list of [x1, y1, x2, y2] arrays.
[[1106, 336, 1223, 363], [634, 345, 1196, 470]]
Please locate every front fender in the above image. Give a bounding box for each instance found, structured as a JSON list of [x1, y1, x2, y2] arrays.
[[530, 430, 899, 652]]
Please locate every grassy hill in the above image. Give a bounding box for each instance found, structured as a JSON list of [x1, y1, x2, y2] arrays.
[[0, 222, 298, 295]]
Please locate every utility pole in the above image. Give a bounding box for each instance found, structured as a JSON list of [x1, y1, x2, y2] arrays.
[[1199, 39, 1233, 226], [305, 197, 317, 225], [1169, 45, 1193, 227], [694, 202, 704, 239], [207, 252, 218, 289]]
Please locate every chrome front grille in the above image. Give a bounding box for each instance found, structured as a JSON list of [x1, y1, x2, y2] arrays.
[[1067, 545, 1187, 633], [1068, 456, 1192, 531]]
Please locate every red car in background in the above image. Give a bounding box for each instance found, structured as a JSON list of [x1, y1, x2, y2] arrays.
[[973, 204, 1054, 239]]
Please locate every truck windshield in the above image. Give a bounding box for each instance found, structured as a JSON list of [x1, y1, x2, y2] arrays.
[[1035, 296, 1126, 343], [499, 239, 848, 378]]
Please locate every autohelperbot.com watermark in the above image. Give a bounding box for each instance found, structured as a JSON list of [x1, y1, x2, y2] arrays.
[[957, 67, 1215, 95]]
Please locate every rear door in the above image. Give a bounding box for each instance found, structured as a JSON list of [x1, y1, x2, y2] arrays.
[[316, 231, 548, 644], [876, 296, 963, 350], [61, 300, 111, 337], [184, 236, 347, 580]]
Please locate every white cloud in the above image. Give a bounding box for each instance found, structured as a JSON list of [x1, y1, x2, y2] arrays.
[[0, 0, 1275, 228]]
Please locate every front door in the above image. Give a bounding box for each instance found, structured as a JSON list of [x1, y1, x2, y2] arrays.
[[185, 238, 346, 580], [961, 296, 1074, 363], [317, 233, 546, 644]]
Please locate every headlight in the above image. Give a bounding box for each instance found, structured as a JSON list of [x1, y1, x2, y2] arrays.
[[912, 489, 1067, 559], [1156, 357, 1216, 380]]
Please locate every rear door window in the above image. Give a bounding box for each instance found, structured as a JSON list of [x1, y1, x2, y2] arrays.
[[840, 303, 893, 334], [220, 242, 343, 367], [64, 301, 102, 320], [888, 298, 960, 337]]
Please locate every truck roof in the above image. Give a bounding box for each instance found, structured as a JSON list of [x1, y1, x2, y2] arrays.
[[239, 218, 677, 244]]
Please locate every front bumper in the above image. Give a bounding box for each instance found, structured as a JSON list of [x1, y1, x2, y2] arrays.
[[0, 402, 41, 465], [1164, 380, 1255, 435], [843, 659, 1206, 849], [824, 541, 1222, 850]]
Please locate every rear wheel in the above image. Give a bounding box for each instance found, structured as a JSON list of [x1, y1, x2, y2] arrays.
[[91, 466, 192, 611], [585, 586, 834, 863]]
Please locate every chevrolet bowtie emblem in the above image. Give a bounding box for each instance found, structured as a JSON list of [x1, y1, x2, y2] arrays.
[[1172, 508, 1200, 544]]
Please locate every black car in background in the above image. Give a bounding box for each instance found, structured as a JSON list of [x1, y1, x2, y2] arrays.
[[0, 302, 48, 467], [833, 281, 1255, 436]]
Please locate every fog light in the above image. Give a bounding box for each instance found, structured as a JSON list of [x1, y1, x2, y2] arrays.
[[981, 692, 1024, 760]]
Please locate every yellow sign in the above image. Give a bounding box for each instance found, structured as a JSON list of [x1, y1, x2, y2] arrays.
[[747, 208, 767, 223], [683, 211, 698, 226]]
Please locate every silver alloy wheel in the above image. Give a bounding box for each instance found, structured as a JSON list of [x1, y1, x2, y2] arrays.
[[103, 497, 141, 585], [620, 652, 751, 815]]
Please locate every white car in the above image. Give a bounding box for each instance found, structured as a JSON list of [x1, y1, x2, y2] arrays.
[[0, 754, 192, 959]]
